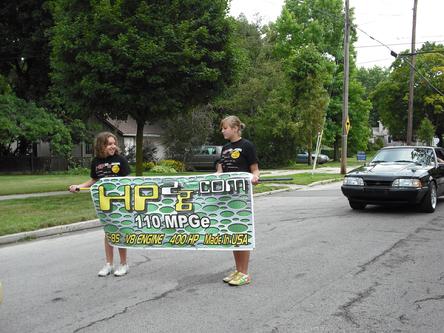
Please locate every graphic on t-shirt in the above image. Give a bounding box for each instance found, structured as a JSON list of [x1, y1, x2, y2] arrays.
[[231, 149, 241, 159], [111, 164, 120, 174], [220, 139, 257, 173]]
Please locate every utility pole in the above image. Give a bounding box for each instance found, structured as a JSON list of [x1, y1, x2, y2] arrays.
[[407, 0, 418, 145], [341, 0, 350, 174]]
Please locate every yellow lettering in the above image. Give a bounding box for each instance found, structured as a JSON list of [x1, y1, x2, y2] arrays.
[[99, 185, 131, 211], [134, 185, 159, 211], [175, 190, 193, 212]]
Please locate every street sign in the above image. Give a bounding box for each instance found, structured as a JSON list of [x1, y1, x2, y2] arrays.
[[357, 151, 366, 161]]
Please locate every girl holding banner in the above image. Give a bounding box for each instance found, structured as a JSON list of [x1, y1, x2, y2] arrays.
[[217, 116, 260, 286], [69, 132, 131, 277]]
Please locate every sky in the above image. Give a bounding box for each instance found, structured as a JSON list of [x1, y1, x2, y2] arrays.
[[229, 0, 444, 68]]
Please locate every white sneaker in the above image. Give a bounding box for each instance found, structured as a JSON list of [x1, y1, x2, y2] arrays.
[[114, 264, 129, 277], [98, 263, 113, 277]]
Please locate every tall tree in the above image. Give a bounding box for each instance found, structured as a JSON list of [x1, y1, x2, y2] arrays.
[[274, 0, 371, 159], [356, 66, 388, 126], [373, 43, 444, 145], [0, 92, 72, 157], [285, 44, 331, 161], [0, 0, 53, 102], [51, 0, 235, 174], [273, 0, 338, 161], [214, 17, 299, 166]]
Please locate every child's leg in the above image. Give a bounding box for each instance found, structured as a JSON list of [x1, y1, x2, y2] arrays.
[[233, 250, 250, 274], [118, 248, 127, 265], [104, 236, 114, 264]]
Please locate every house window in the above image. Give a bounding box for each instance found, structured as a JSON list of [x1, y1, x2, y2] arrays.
[[85, 142, 93, 155]]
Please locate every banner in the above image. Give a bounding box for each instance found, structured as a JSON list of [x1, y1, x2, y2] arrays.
[[90, 172, 255, 250]]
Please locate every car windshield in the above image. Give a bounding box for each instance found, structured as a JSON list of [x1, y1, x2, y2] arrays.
[[371, 147, 435, 165]]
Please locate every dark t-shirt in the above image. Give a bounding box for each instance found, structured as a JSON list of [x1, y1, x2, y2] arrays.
[[90, 154, 130, 180], [219, 138, 258, 173]]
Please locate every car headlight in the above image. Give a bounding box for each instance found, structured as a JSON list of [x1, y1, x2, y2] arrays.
[[343, 177, 364, 186], [392, 178, 422, 188]]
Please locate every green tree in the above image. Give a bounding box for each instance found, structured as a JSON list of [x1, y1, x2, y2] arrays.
[[51, 0, 235, 175], [373, 43, 444, 144], [286, 45, 331, 162], [0, 93, 72, 157], [0, 0, 53, 102], [213, 17, 299, 166], [356, 66, 388, 126], [416, 118, 435, 146], [163, 104, 217, 161], [274, 0, 341, 161]]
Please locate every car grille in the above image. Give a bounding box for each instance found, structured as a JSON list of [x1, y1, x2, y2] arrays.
[[364, 180, 392, 187]]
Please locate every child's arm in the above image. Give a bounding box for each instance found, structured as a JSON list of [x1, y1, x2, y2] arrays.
[[68, 179, 97, 193], [249, 163, 260, 185]]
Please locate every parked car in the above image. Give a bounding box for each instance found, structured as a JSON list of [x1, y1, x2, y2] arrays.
[[185, 145, 222, 171], [296, 151, 330, 164], [341, 146, 444, 212]]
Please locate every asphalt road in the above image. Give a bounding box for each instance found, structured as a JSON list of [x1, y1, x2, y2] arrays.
[[1, 182, 444, 333]]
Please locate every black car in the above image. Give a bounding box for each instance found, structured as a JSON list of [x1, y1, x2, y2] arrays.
[[341, 146, 444, 212], [185, 145, 222, 171]]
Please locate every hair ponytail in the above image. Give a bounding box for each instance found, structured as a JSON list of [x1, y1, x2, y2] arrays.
[[220, 115, 245, 134]]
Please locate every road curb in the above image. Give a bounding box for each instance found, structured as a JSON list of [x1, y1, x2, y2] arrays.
[[254, 187, 293, 197], [0, 219, 100, 245], [0, 179, 342, 246], [307, 178, 343, 187]]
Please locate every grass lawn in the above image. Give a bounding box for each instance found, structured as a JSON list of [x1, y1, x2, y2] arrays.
[[262, 172, 343, 185], [0, 193, 96, 236], [0, 175, 92, 195], [0, 172, 203, 196]]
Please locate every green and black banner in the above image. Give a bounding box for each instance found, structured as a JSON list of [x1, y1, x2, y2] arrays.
[[90, 172, 255, 250]]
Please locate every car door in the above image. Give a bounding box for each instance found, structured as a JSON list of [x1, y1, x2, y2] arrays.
[[200, 146, 214, 169], [434, 148, 444, 195]]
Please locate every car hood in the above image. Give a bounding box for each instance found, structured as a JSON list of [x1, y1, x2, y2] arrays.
[[348, 162, 431, 177]]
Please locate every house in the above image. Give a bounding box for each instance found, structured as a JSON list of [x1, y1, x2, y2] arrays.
[[104, 116, 166, 161], [370, 121, 391, 145], [1, 115, 166, 172]]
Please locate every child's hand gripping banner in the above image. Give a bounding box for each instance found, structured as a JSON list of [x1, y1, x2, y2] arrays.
[[90, 172, 255, 250]]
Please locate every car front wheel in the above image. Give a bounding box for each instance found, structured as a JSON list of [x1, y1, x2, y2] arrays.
[[349, 200, 366, 210], [420, 182, 437, 213]]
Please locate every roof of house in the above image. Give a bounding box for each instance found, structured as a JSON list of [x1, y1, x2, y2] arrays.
[[105, 116, 164, 137]]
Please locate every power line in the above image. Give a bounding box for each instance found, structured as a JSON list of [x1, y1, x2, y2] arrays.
[[354, 24, 444, 98], [356, 40, 444, 48], [356, 58, 394, 65], [289, 1, 444, 97]]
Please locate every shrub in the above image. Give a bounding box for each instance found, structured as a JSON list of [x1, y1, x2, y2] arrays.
[[143, 161, 156, 171], [159, 159, 185, 172], [66, 167, 90, 175], [151, 165, 177, 173]]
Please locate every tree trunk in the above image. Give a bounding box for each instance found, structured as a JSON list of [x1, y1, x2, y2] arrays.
[[307, 136, 312, 166], [135, 120, 145, 176], [333, 135, 340, 161]]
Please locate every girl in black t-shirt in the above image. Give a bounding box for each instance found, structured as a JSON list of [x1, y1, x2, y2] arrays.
[[69, 132, 131, 277], [217, 116, 260, 286]]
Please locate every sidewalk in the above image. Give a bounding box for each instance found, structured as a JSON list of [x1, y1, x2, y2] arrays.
[[0, 169, 348, 245], [262, 166, 356, 176], [0, 191, 69, 201]]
